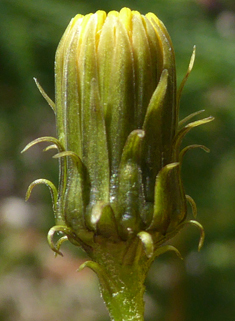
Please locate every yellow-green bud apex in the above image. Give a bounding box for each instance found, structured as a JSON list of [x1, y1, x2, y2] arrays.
[[23, 8, 213, 321]]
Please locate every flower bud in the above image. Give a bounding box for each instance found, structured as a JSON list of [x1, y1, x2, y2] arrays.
[[23, 8, 213, 261]]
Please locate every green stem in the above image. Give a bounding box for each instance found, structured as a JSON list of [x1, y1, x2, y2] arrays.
[[100, 264, 146, 321], [84, 237, 150, 321]]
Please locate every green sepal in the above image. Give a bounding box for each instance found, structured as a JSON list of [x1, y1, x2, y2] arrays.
[[148, 162, 187, 234], [22, 137, 68, 226], [119, 129, 145, 164], [53, 151, 89, 233], [131, 12, 160, 128], [54, 235, 68, 257], [142, 69, 168, 201], [55, 14, 83, 146], [116, 130, 145, 239], [78, 260, 115, 296], [137, 231, 154, 258], [179, 144, 210, 164], [47, 224, 94, 256], [97, 14, 116, 117], [85, 78, 110, 204], [147, 15, 177, 148], [140, 202, 154, 228], [25, 178, 57, 203], [53, 150, 82, 163], [102, 17, 135, 190], [86, 202, 120, 240], [34, 77, 55, 113], [186, 195, 197, 218], [25, 178, 58, 221], [43, 144, 58, 152], [181, 219, 205, 251], [60, 22, 82, 156], [152, 245, 183, 261], [174, 116, 214, 157], [21, 136, 64, 153], [178, 109, 205, 128], [177, 45, 196, 109], [143, 16, 163, 83], [47, 225, 75, 256]]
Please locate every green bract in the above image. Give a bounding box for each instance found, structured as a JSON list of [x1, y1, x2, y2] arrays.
[[23, 8, 213, 321]]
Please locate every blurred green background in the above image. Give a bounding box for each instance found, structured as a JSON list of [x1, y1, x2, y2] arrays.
[[0, 0, 235, 320]]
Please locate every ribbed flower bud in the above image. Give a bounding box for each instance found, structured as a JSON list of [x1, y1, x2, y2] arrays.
[[23, 8, 213, 320], [54, 8, 179, 241]]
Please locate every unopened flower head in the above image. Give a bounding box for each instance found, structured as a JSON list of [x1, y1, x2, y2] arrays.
[[23, 8, 213, 261]]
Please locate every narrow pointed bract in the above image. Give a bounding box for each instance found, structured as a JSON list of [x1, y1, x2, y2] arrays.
[[23, 7, 213, 321]]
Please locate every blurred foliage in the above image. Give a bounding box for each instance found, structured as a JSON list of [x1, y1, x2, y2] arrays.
[[0, 0, 235, 320]]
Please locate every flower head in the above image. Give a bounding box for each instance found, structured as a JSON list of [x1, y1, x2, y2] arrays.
[[23, 8, 213, 262]]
